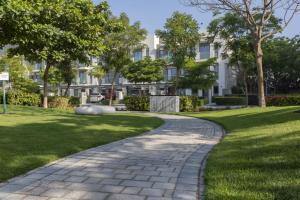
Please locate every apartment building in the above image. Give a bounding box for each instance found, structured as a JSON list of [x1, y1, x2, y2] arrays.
[[29, 33, 237, 100]]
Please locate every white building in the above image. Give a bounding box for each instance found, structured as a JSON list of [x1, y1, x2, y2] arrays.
[[9, 33, 237, 100]]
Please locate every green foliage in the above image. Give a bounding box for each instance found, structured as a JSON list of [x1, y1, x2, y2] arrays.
[[266, 96, 300, 106], [178, 58, 217, 90], [123, 57, 165, 84], [180, 96, 196, 112], [48, 96, 70, 109], [156, 11, 200, 66], [88, 66, 106, 80], [47, 96, 80, 109], [156, 12, 200, 91], [68, 96, 80, 107], [213, 96, 247, 105], [0, 55, 40, 93], [7, 90, 40, 106], [263, 36, 300, 93], [124, 96, 150, 111], [0, 0, 114, 107]]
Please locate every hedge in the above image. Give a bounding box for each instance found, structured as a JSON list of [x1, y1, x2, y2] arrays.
[[266, 96, 300, 106], [48, 96, 80, 109], [124, 96, 208, 112], [8, 90, 41, 106], [214, 96, 247, 106], [124, 96, 150, 111]]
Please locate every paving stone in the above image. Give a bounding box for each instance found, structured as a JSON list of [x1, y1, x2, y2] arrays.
[[140, 188, 165, 197], [81, 191, 108, 200], [64, 176, 87, 183], [107, 194, 146, 200], [149, 176, 169, 182], [99, 185, 124, 193], [152, 182, 175, 190], [121, 187, 141, 195], [41, 188, 70, 198], [121, 180, 153, 188]]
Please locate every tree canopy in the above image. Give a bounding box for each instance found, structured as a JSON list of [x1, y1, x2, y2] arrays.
[[0, 0, 113, 108], [123, 57, 165, 84], [156, 11, 200, 93]]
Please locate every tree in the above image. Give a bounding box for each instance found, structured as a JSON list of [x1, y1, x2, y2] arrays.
[[57, 61, 77, 96], [0, 55, 40, 93], [101, 13, 147, 106], [187, 0, 300, 107], [88, 65, 106, 95], [178, 58, 217, 91], [156, 11, 200, 94], [123, 57, 165, 85], [208, 13, 256, 105], [263, 36, 300, 93], [0, 0, 111, 108]]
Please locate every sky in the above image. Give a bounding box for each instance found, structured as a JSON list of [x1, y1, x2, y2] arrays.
[[94, 0, 300, 37]]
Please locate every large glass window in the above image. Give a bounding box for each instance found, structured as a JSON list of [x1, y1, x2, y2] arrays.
[[133, 50, 143, 61], [79, 71, 87, 84], [199, 43, 210, 59], [214, 64, 219, 78], [166, 68, 177, 81]]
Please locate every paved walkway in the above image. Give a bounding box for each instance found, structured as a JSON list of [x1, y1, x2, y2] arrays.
[[0, 114, 223, 200]]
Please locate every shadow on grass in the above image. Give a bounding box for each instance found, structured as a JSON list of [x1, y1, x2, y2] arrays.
[[0, 111, 163, 182]]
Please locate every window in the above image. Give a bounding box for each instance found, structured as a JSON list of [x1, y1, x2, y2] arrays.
[[214, 47, 219, 58], [214, 64, 219, 78], [199, 43, 210, 59], [166, 68, 177, 81], [133, 50, 143, 61], [79, 71, 87, 84], [146, 48, 150, 57], [157, 48, 168, 59], [214, 85, 219, 95]]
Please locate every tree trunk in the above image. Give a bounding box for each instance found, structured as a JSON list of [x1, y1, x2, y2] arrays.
[[109, 71, 117, 106], [43, 62, 51, 109], [64, 83, 71, 96], [254, 40, 266, 107], [243, 70, 249, 106]]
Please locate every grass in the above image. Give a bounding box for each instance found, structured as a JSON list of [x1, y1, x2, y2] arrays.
[[182, 107, 300, 200], [0, 105, 163, 182]]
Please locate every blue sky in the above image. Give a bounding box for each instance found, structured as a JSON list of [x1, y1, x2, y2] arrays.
[[94, 0, 300, 37]]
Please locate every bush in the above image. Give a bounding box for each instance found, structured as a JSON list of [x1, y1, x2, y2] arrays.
[[266, 96, 300, 106], [68, 96, 80, 107], [48, 96, 70, 109], [180, 96, 196, 112], [124, 96, 150, 111], [214, 96, 247, 105], [8, 90, 41, 106]]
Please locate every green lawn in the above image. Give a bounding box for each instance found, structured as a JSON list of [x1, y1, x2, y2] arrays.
[[0, 106, 163, 182], [183, 107, 300, 200]]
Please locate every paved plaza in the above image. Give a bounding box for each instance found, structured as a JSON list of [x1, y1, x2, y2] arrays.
[[0, 114, 223, 200]]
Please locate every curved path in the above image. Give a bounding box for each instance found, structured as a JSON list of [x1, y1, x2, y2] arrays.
[[0, 114, 224, 200]]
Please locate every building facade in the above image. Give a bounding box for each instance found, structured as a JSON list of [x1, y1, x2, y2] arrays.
[[29, 33, 237, 100]]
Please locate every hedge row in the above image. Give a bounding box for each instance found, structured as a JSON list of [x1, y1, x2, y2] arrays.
[[0, 90, 80, 108], [266, 96, 300, 106], [124, 96, 208, 112], [124, 96, 150, 111], [213, 96, 247, 106]]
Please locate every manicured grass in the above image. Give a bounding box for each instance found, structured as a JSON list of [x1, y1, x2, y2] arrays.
[[183, 107, 300, 200], [0, 106, 163, 182]]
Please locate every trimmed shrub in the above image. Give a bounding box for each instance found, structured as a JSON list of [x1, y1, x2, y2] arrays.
[[214, 96, 247, 105], [48, 96, 70, 109], [266, 96, 300, 106], [180, 96, 196, 112], [8, 90, 41, 106], [124, 96, 150, 111], [68, 96, 80, 107]]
